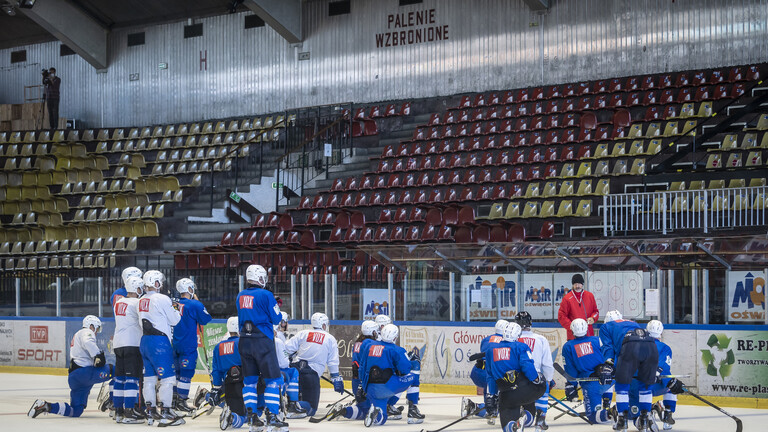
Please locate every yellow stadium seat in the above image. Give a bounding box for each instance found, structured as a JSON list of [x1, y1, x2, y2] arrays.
[[575, 200, 592, 217], [524, 182, 540, 198], [749, 178, 766, 188], [669, 181, 685, 191], [488, 202, 504, 220], [706, 154, 722, 169], [611, 159, 628, 176], [629, 159, 645, 175], [576, 179, 593, 196], [670, 196, 688, 212], [728, 179, 746, 189], [610, 142, 626, 157], [591, 143, 608, 159], [747, 114, 768, 131], [677, 103, 695, 118], [505, 202, 520, 218], [539, 201, 555, 218], [725, 153, 742, 168], [576, 162, 592, 177], [696, 101, 713, 118], [542, 181, 558, 197], [521, 202, 539, 218], [708, 180, 725, 189], [558, 180, 574, 196], [556, 200, 573, 217], [688, 180, 705, 190], [559, 163, 575, 178]]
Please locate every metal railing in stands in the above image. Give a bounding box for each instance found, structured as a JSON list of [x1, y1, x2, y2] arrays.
[[603, 185, 768, 235]]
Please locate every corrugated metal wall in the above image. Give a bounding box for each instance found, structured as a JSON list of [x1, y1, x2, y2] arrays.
[[0, 0, 766, 128]]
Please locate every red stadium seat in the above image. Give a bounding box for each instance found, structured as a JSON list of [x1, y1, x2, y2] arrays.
[[674, 73, 690, 87]]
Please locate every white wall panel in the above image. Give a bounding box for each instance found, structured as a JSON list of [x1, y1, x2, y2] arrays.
[[0, 0, 766, 127]]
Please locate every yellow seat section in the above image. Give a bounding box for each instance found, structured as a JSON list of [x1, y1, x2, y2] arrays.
[[521, 201, 539, 218], [575, 200, 592, 217], [488, 202, 504, 220], [505, 202, 520, 218], [556, 200, 573, 217]]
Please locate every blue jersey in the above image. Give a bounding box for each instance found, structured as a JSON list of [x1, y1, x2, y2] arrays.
[[563, 335, 605, 379], [236, 286, 282, 340], [485, 340, 539, 383], [480, 333, 504, 353], [353, 338, 375, 370], [599, 319, 641, 362], [212, 336, 241, 386], [111, 287, 127, 307], [654, 339, 673, 386], [172, 297, 212, 351], [360, 340, 411, 389]]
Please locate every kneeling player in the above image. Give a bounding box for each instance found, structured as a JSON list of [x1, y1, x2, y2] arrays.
[[562, 319, 612, 424], [461, 319, 507, 421], [600, 310, 659, 431], [628, 320, 684, 430], [486, 322, 546, 432], [28, 316, 113, 419], [359, 324, 424, 427], [215, 317, 248, 430], [516, 311, 554, 432]]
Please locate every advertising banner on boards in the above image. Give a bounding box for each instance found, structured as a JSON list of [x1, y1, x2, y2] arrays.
[[696, 329, 768, 398], [726, 271, 766, 323], [461, 274, 518, 320]]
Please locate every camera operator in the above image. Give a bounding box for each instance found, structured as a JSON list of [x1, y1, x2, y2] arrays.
[[42, 67, 61, 129]]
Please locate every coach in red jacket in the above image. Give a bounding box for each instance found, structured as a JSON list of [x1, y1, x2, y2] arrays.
[[557, 274, 599, 340]]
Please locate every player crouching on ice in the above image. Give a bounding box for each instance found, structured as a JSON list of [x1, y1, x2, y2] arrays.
[[561, 318, 613, 425], [628, 320, 684, 430], [485, 322, 546, 432], [360, 324, 424, 427], [461, 319, 508, 423], [29, 315, 114, 419]]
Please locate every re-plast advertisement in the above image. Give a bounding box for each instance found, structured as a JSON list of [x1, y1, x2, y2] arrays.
[[697, 330, 768, 398]]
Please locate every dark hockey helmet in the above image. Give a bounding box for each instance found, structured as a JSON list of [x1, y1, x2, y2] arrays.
[[515, 311, 532, 328]]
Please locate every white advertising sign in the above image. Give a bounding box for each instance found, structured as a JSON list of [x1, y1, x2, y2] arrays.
[[726, 271, 766, 323], [361, 288, 394, 320], [461, 274, 518, 320], [12, 320, 67, 367], [589, 271, 644, 318], [521, 273, 555, 320]]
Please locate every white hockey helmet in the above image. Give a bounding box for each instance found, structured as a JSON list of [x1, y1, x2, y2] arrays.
[[245, 264, 268, 287], [227, 317, 239, 334], [125, 276, 144, 295], [374, 314, 391, 330], [604, 310, 623, 323], [503, 322, 522, 342], [176, 278, 196, 295], [361, 320, 379, 337], [647, 320, 664, 339], [380, 323, 399, 344], [274, 311, 288, 331], [495, 319, 509, 334], [571, 318, 589, 337], [311, 312, 329, 330], [121, 266, 142, 287], [83, 315, 102, 333], [143, 270, 164, 290]]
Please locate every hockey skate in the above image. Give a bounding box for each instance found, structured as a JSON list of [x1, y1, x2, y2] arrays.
[[485, 394, 498, 425], [460, 397, 476, 418], [156, 404, 186, 427], [192, 387, 208, 409], [614, 411, 628, 431], [114, 407, 124, 423], [323, 404, 347, 422], [247, 409, 265, 432], [510, 417, 523, 432], [535, 409, 549, 432], [386, 404, 403, 420], [634, 410, 656, 432], [97, 381, 111, 412], [652, 401, 674, 430], [146, 402, 162, 426], [173, 397, 194, 416], [284, 401, 307, 419], [265, 409, 288, 432], [407, 401, 425, 424], [121, 407, 147, 424], [220, 405, 233, 430], [27, 399, 50, 418], [364, 405, 382, 428]]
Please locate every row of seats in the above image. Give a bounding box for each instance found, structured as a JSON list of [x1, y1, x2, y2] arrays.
[[668, 178, 766, 191], [0, 197, 69, 215], [1, 237, 137, 256], [706, 151, 765, 169], [3, 254, 118, 270], [647, 192, 768, 213], [94, 131, 275, 155], [351, 102, 411, 120], [486, 199, 593, 219], [452, 65, 759, 109], [707, 127, 768, 152]]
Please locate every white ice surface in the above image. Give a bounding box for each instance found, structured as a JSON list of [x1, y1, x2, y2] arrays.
[[3, 373, 767, 432]]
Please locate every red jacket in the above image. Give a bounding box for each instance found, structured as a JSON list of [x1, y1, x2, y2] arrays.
[[558, 289, 599, 340]]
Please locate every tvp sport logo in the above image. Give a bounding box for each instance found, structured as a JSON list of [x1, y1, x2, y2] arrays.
[[30, 326, 48, 343], [700, 333, 735, 381]]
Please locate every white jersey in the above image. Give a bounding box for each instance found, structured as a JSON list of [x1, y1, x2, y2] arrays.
[[284, 328, 340, 377], [138, 290, 180, 340], [275, 335, 290, 369], [518, 329, 554, 381], [113, 297, 142, 348], [275, 331, 286, 343], [70, 327, 101, 368]]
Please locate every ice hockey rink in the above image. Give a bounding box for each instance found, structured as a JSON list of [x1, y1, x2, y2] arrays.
[[2, 373, 766, 432]]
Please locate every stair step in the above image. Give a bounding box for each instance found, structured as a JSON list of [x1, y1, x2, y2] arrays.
[[185, 222, 246, 233], [174, 231, 229, 242]]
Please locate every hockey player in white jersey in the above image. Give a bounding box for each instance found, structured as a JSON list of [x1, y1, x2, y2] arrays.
[[138, 270, 184, 426], [28, 316, 113, 419], [112, 276, 146, 424], [515, 311, 555, 432], [284, 312, 344, 416]]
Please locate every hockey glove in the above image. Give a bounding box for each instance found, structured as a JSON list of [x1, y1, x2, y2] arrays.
[[656, 367, 664, 384], [549, 379, 556, 389], [93, 352, 106, 368], [407, 347, 421, 363], [207, 386, 223, 406], [331, 373, 344, 394], [468, 352, 485, 370], [501, 370, 518, 386], [532, 373, 544, 385], [597, 363, 614, 385], [565, 381, 579, 401], [355, 386, 366, 404], [666, 378, 685, 395]]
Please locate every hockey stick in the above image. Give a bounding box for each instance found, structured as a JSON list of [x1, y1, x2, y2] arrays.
[[553, 400, 583, 420], [682, 387, 742, 432], [419, 406, 484, 432], [326, 393, 351, 408], [320, 375, 357, 398], [548, 396, 592, 425], [307, 400, 354, 423], [554, 363, 689, 382]]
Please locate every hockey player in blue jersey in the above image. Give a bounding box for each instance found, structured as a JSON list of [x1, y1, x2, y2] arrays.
[[172, 277, 212, 414], [359, 324, 424, 427], [371, 314, 407, 420], [236, 264, 286, 431], [485, 322, 545, 432], [28, 316, 113, 419], [274, 313, 308, 419], [599, 310, 659, 432], [461, 319, 508, 421], [214, 317, 248, 430], [561, 318, 612, 424], [138, 270, 184, 426], [627, 320, 684, 430]]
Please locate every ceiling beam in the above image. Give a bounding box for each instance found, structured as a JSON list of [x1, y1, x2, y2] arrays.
[[432, 248, 467, 274], [20, 0, 108, 69], [696, 242, 732, 270], [489, 246, 527, 272], [243, 0, 302, 44], [624, 245, 659, 271], [555, 247, 589, 272]]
